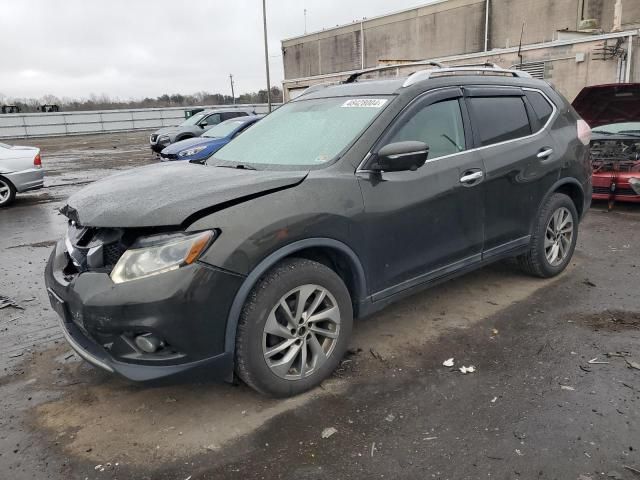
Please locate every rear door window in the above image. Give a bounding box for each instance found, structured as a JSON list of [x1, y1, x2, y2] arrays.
[[524, 90, 554, 126], [468, 96, 531, 146]]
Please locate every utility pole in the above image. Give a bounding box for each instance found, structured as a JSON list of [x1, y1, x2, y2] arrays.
[[304, 8, 307, 34], [262, 0, 272, 112], [229, 74, 235, 104]]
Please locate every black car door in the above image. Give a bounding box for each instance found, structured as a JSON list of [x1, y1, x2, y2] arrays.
[[357, 87, 485, 300], [464, 87, 560, 257]]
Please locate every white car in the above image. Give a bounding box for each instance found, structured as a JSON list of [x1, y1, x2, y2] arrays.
[[0, 142, 44, 207]]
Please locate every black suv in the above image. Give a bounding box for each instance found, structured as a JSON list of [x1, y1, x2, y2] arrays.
[[45, 65, 592, 397]]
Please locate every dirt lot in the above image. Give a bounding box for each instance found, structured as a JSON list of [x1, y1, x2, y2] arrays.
[[0, 132, 639, 480]]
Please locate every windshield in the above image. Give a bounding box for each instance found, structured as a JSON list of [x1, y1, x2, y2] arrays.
[[208, 96, 390, 168], [180, 112, 207, 126], [592, 122, 640, 135], [203, 120, 247, 138]]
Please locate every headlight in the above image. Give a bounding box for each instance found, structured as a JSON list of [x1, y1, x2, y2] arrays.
[[179, 145, 207, 157], [110, 231, 215, 284], [629, 177, 640, 195]]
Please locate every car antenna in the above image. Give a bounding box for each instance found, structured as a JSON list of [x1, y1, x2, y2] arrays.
[[517, 22, 525, 69]]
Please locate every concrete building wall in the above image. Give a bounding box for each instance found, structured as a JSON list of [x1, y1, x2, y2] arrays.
[[488, 0, 579, 48], [282, 33, 637, 103], [282, 0, 487, 79], [282, 0, 640, 81]]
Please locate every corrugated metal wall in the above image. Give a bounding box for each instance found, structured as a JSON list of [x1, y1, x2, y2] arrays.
[[0, 104, 276, 139]]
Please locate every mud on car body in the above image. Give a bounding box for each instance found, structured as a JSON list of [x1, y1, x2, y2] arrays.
[[46, 65, 592, 397]]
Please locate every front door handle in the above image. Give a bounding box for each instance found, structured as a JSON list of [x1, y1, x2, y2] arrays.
[[537, 148, 553, 159], [459, 170, 484, 185]]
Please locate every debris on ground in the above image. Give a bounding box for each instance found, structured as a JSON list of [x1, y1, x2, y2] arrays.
[[560, 385, 575, 391], [370, 442, 376, 457], [607, 351, 631, 358], [583, 279, 597, 287], [588, 357, 609, 364], [321, 427, 337, 439], [491, 396, 498, 403], [369, 348, 385, 362], [8, 351, 24, 358], [623, 465, 640, 476], [442, 358, 454, 367], [385, 414, 395, 422], [0, 295, 24, 310], [625, 358, 640, 371], [459, 365, 475, 374]]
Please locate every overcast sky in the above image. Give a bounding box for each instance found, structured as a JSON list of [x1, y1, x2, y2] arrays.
[[0, 0, 433, 101]]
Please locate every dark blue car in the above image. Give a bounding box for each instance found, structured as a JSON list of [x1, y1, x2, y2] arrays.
[[159, 115, 262, 162]]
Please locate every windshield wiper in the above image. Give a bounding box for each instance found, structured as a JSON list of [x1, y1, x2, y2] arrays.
[[216, 163, 257, 170]]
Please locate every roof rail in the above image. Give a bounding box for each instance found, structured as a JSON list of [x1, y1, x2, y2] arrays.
[[402, 65, 532, 87], [344, 60, 445, 84]]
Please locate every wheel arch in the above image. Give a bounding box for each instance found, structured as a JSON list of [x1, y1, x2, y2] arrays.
[[531, 178, 585, 235], [224, 238, 367, 354]]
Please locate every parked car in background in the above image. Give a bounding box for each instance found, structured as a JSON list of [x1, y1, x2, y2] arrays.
[[572, 83, 640, 204], [149, 108, 255, 153], [160, 115, 263, 162], [0, 142, 44, 207], [46, 65, 591, 397]]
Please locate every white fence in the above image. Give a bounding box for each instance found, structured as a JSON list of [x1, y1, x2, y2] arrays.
[[0, 104, 277, 139]]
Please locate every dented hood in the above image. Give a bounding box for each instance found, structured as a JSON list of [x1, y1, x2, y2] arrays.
[[63, 162, 307, 227], [572, 83, 640, 128]]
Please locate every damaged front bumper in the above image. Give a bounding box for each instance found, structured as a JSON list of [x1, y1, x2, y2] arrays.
[[44, 240, 243, 381]]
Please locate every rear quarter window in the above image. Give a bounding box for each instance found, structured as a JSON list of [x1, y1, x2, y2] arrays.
[[524, 90, 554, 126], [469, 96, 532, 146]]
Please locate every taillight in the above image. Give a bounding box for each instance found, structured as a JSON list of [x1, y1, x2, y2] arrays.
[[34, 153, 42, 168], [577, 119, 591, 146]]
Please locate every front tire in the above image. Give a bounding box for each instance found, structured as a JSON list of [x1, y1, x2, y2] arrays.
[[517, 193, 578, 278], [0, 177, 16, 207], [235, 258, 353, 397]]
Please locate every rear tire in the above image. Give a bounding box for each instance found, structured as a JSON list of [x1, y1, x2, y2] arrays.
[[0, 177, 16, 207], [517, 193, 578, 278], [235, 258, 353, 397]]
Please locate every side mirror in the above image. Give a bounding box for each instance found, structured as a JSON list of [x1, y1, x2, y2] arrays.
[[199, 122, 208, 128], [372, 141, 429, 172]]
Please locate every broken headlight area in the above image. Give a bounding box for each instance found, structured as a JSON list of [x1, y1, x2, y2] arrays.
[[110, 230, 215, 284], [62, 218, 215, 283], [590, 139, 640, 173]]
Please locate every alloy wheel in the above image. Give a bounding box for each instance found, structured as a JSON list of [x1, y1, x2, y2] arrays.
[[262, 284, 341, 380], [0, 179, 11, 205], [544, 207, 574, 266]]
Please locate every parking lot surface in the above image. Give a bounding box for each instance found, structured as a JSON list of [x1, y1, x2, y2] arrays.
[[0, 132, 639, 479]]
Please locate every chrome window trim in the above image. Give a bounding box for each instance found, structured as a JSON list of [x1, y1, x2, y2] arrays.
[[356, 86, 558, 174]]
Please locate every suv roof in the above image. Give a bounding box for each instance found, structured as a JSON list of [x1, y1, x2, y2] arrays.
[[297, 64, 550, 100]]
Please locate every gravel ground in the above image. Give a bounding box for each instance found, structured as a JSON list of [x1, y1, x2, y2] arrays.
[[0, 132, 638, 480]]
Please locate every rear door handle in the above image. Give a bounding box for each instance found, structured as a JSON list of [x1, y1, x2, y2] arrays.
[[537, 148, 553, 159], [459, 170, 484, 185]]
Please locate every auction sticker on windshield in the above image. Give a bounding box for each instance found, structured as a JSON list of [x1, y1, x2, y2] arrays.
[[341, 99, 388, 108]]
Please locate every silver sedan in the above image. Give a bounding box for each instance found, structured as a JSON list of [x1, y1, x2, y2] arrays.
[[0, 142, 44, 207]]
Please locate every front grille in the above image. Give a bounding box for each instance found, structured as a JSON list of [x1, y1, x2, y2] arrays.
[[104, 243, 126, 266], [593, 186, 638, 196], [65, 223, 127, 271]]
